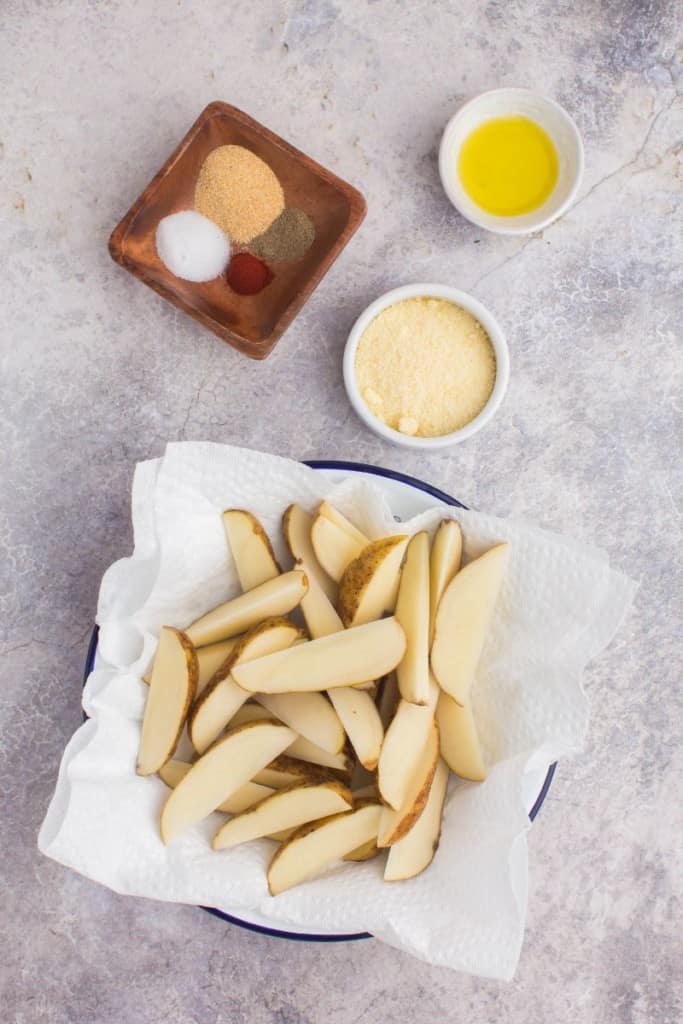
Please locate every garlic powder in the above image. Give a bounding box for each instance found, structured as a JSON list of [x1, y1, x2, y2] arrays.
[[354, 297, 496, 437]]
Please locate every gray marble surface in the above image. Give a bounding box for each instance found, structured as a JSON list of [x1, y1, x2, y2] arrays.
[[2, 1, 681, 1021]]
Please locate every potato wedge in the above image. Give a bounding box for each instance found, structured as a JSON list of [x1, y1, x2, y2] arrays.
[[287, 736, 353, 774], [253, 756, 340, 789], [212, 781, 353, 850], [377, 675, 439, 810], [283, 503, 337, 602], [377, 718, 439, 847], [318, 501, 369, 546], [436, 692, 486, 781], [344, 838, 380, 862], [292, 554, 374, 699], [429, 519, 462, 641], [186, 569, 307, 647], [158, 759, 275, 813], [160, 721, 295, 843], [227, 704, 352, 770], [222, 509, 281, 591], [157, 758, 194, 788], [226, 705, 351, 771], [384, 758, 449, 880], [311, 514, 368, 582], [189, 618, 304, 754], [327, 687, 384, 770], [144, 637, 240, 691], [267, 801, 382, 895], [296, 556, 345, 638], [137, 627, 197, 776], [394, 531, 430, 705], [228, 703, 278, 727], [337, 536, 409, 627], [232, 617, 406, 693], [256, 692, 346, 754], [430, 543, 510, 705]]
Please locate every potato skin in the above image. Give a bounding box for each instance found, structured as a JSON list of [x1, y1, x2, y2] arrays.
[[378, 727, 440, 847], [337, 536, 408, 627], [138, 628, 198, 776], [224, 508, 282, 571]]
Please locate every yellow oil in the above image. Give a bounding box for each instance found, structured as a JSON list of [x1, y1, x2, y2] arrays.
[[458, 116, 559, 217]]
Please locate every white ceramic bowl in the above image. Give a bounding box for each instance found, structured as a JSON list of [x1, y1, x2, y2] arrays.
[[439, 88, 584, 235], [343, 283, 509, 450]]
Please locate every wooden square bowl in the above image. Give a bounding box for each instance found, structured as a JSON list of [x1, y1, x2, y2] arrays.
[[108, 102, 366, 359]]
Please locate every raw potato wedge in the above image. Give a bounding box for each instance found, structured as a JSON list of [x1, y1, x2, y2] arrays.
[[377, 718, 440, 847], [429, 519, 463, 641], [186, 569, 308, 647], [283, 503, 337, 603], [344, 838, 380, 862], [212, 781, 353, 850], [189, 618, 304, 754], [377, 675, 439, 810], [430, 543, 510, 705], [298, 562, 346, 640], [158, 759, 275, 813], [231, 708, 352, 778], [256, 692, 346, 754], [288, 736, 353, 774], [436, 692, 486, 781], [145, 638, 240, 692], [318, 501, 369, 546], [384, 758, 449, 881], [327, 687, 384, 770], [228, 703, 278, 727], [310, 514, 368, 583], [394, 532, 431, 705], [227, 705, 351, 772], [292, 554, 373, 695], [137, 628, 198, 776], [160, 721, 295, 843], [337, 536, 409, 627], [158, 759, 195, 788], [267, 801, 382, 895], [232, 617, 406, 693], [222, 509, 281, 592], [253, 756, 339, 789]]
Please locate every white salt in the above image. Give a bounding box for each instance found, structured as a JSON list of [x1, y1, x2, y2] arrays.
[[155, 210, 230, 283]]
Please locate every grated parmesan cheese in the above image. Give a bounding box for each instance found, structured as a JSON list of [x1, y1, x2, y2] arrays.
[[354, 297, 496, 437]]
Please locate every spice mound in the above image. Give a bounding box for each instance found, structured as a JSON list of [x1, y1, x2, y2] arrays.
[[155, 210, 231, 282], [249, 208, 315, 262], [355, 297, 496, 437], [195, 145, 285, 244], [226, 253, 274, 296]]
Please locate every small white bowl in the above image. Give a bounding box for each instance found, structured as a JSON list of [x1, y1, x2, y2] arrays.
[[343, 283, 509, 450], [439, 87, 584, 235]]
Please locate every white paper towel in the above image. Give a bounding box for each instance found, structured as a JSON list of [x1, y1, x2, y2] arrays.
[[39, 443, 636, 978]]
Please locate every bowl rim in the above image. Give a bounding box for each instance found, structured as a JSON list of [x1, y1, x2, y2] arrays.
[[343, 283, 510, 449], [438, 87, 585, 236]]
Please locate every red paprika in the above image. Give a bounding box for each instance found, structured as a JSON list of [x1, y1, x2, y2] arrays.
[[226, 253, 274, 295]]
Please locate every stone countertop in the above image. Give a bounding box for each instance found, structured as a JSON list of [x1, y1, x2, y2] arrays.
[[1, 1, 680, 1021]]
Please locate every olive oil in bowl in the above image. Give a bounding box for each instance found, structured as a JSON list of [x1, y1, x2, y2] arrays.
[[458, 116, 559, 217]]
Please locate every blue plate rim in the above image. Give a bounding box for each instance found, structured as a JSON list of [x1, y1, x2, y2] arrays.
[[82, 458, 556, 943]]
